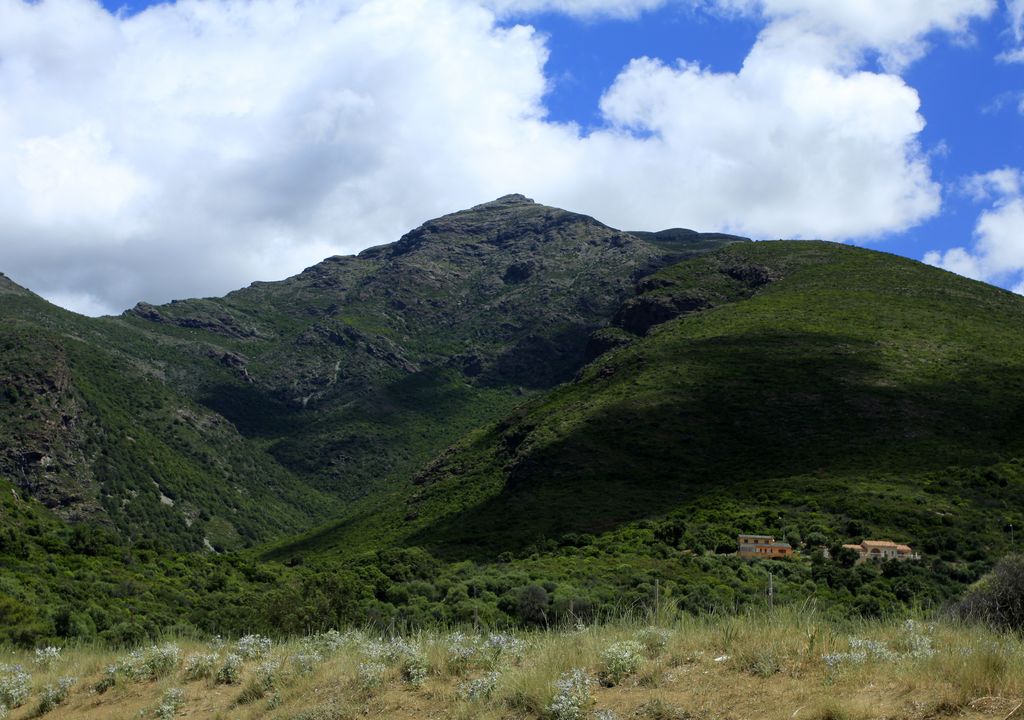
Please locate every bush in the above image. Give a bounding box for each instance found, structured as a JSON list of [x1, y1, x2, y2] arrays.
[[156, 688, 185, 719], [458, 671, 501, 701], [547, 669, 592, 720], [952, 554, 1024, 629], [236, 661, 278, 705], [120, 644, 181, 681], [37, 676, 74, 715], [0, 666, 30, 708], [184, 653, 219, 681], [33, 646, 62, 669], [636, 627, 670, 657], [235, 634, 272, 660], [599, 640, 644, 686], [216, 654, 244, 685]]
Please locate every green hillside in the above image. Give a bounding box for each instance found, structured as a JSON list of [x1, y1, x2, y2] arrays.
[[0, 284, 342, 552], [5, 202, 1024, 643], [266, 240, 1024, 563]]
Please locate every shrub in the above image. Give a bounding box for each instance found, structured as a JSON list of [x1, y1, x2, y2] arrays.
[[184, 653, 220, 681], [33, 646, 62, 669], [356, 662, 386, 692], [120, 643, 181, 681], [237, 661, 278, 705], [37, 676, 74, 715], [952, 555, 1024, 630], [156, 688, 185, 719], [600, 640, 644, 685], [0, 702, 6, 719], [484, 633, 526, 664], [446, 632, 481, 673], [637, 627, 671, 657], [0, 666, 31, 708], [216, 654, 244, 685], [458, 671, 500, 701], [94, 665, 118, 694], [235, 634, 272, 660], [547, 668, 592, 720]]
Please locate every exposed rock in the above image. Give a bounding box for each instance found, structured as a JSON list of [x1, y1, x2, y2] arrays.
[[721, 263, 777, 288], [613, 294, 713, 335], [584, 327, 635, 362], [503, 260, 537, 284]]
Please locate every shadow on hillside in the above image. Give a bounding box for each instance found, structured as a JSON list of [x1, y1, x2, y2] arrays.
[[406, 329, 1024, 559], [200, 383, 313, 438]]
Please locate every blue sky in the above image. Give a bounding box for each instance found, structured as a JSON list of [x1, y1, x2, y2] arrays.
[[1, 0, 1022, 313]]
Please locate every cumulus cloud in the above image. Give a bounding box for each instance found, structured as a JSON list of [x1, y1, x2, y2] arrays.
[[0, 0, 994, 314], [998, 0, 1024, 60], [716, 0, 994, 70], [924, 169, 1024, 289]]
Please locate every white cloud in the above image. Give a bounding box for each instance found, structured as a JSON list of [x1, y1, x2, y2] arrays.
[[0, 0, 993, 315], [483, 0, 669, 18], [1009, 0, 1024, 40], [997, 0, 1024, 59], [925, 169, 1024, 290]]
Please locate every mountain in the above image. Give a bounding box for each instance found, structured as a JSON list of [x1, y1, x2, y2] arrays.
[[265, 239, 1024, 562], [4, 197, 1024, 642], [0, 196, 741, 551]]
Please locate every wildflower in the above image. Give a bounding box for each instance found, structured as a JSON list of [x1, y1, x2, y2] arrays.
[[547, 668, 593, 720], [216, 654, 244, 685], [156, 688, 185, 719], [33, 647, 62, 669], [600, 640, 644, 685], [255, 660, 279, 687], [446, 632, 481, 671], [484, 633, 526, 664], [0, 666, 31, 708], [37, 676, 74, 715], [636, 627, 671, 656], [361, 637, 427, 685], [235, 635, 272, 660], [356, 661, 386, 691], [120, 644, 181, 681], [184, 653, 220, 681], [457, 671, 500, 701]]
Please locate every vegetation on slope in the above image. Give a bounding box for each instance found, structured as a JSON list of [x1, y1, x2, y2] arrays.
[[5, 201, 1024, 649], [0, 292, 337, 551], [343, 241, 1024, 560]]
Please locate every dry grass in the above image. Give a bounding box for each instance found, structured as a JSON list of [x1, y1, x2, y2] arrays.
[[0, 610, 1021, 720]]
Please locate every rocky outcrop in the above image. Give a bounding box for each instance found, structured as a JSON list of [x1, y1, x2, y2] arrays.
[[613, 294, 713, 335]]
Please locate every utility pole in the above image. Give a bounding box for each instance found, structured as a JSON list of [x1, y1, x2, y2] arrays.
[[654, 579, 660, 619]]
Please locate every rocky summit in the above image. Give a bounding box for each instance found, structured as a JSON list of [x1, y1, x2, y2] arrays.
[[0, 196, 742, 551]]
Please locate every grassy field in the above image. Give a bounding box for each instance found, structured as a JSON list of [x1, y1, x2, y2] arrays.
[[1, 609, 1021, 720]]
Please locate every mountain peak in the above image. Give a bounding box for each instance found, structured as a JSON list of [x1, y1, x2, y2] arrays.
[[469, 194, 536, 211]]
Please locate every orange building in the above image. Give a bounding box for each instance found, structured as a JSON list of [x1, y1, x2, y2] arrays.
[[841, 540, 919, 563], [738, 534, 793, 559]]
